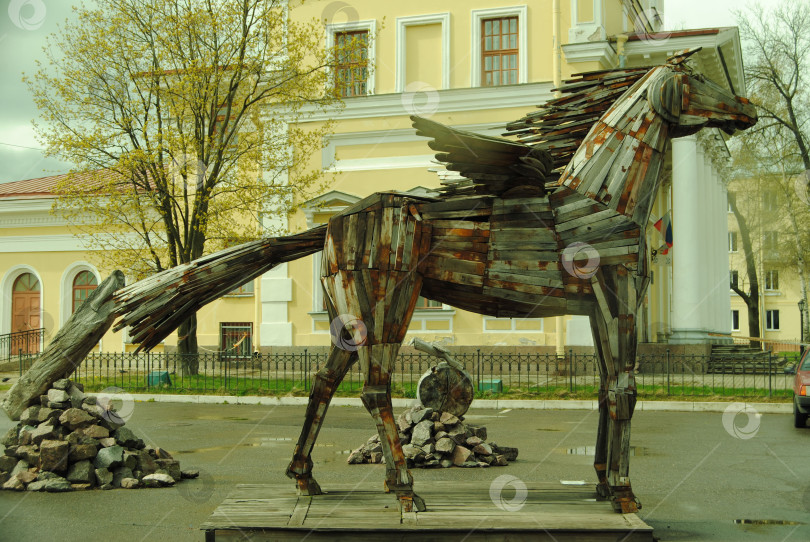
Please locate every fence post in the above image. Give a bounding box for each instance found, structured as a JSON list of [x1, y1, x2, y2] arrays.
[[568, 349, 573, 392], [666, 349, 670, 396], [768, 351, 772, 398], [18, 348, 23, 376], [304, 349, 309, 391], [476, 349, 481, 393]]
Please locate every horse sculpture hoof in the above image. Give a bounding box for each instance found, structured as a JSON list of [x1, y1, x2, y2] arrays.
[[398, 492, 426, 512], [611, 490, 640, 513]]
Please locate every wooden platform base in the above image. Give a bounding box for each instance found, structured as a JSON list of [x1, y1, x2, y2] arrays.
[[201, 482, 654, 541]]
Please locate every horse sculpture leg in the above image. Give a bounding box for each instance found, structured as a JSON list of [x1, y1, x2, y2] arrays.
[[590, 265, 640, 513], [589, 315, 611, 500], [286, 342, 356, 494]]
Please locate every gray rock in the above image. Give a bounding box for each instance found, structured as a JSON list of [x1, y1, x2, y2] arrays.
[[29, 422, 58, 445], [15, 445, 39, 465], [47, 389, 70, 404], [137, 450, 157, 474], [2, 475, 25, 491], [66, 460, 94, 484], [69, 443, 98, 462], [72, 382, 84, 392], [114, 427, 144, 449], [83, 396, 97, 405], [451, 445, 472, 466], [368, 452, 383, 464], [3, 445, 20, 458], [411, 420, 433, 447], [94, 445, 124, 470], [469, 425, 487, 440], [155, 459, 181, 481], [81, 403, 105, 419], [39, 440, 69, 472], [440, 458, 453, 468], [411, 407, 433, 424], [180, 469, 200, 479], [123, 451, 139, 470], [154, 447, 173, 460], [402, 444, 426, 461], [98, 438, 116, 448], [16, 470, 37, 484], [47, 401, 70, 410], [80, 425, 109, 439], [17, 426, 36, 446], [142, 473, 175, 487], [59, 408, 95, 430], [448, 425, 469, 446], [0, 455, 17, 472], [52, 379, 70, 390], [94, 468, 113, 489], [472, 443, 493, 456], [27, 477, 72, 492], [433, 421, 446, 433], [491, 445, 518, 461], [479, 454, 497, 465], [347, 449, 365, 464], [112, 466, 134, 487], [19, 406, 41, 426], [440, 412, 459, 425], [71, 483, 92, 491], [465, 436, 483, 448], [396, 414, 411, 432], [37, 471, 61, 481], [494, 454, 508, 466], [67, 384, 86, 409], [423, 443, 434, 455], [434, 430, 449, 441], [120, 477, 139, 489], [0, 427, 19, 448], [434, 437, 456, 454]]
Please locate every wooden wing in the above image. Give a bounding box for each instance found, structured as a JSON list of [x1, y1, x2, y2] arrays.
[[411, 115, 553, 197]]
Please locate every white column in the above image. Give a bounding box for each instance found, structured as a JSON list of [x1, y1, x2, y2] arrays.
[[717, 173, 733, 337], [670, 135, 710, 343], [703, 154, 719, 335]]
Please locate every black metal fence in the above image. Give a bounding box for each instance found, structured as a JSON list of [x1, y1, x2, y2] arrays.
[[0, 328, 44, 362], [37, 349, 801, 399]]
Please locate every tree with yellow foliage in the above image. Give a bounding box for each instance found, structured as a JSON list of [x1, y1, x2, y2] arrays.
[[27, 0, 355, 371]]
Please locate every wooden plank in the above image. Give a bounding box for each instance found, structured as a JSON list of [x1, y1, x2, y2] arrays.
[[287, 496, 312, 526]]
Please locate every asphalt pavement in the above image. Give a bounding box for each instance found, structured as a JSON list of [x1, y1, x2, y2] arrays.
[[0, 400, 808, 541]]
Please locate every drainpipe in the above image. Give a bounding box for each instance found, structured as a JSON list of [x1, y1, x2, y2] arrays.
[[616, 33, 628, 69], [552, 0, 562, 97]]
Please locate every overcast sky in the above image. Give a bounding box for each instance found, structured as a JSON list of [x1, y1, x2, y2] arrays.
[[0, 0, 786, 183]]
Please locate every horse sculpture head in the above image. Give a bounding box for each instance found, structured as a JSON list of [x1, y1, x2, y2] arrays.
[[648, 49, 757, 137]]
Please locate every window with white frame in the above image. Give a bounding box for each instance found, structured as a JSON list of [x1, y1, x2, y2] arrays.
[[764, 269, 779, 291], [471, 6, 527, 87], [762, 190, 777, 212], [327, 20, 376, 96], [728, 231, 738, 253], [483, 316, 543, 333], [731, 310, 740, 332], [730, 270, 739, 290], [727, 191, 735, 213], [766, 309, 780, 331]]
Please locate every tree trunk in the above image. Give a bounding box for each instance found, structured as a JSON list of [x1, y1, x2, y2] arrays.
[[2, 271, 125, 420], [728, 196, 761, 349], [177, 314, 200, 376]]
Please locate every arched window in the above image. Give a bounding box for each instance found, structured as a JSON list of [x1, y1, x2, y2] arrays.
[[72, 270, 98, 313]]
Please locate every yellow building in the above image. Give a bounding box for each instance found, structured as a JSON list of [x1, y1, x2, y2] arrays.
[[0, 1, 752, 356], [727, 176, 808, 348]]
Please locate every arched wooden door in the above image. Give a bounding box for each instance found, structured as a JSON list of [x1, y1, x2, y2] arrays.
[[11, 273, 41, 354]]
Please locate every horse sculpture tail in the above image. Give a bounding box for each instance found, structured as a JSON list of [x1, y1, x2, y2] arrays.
[[113, 225, 328, 352]]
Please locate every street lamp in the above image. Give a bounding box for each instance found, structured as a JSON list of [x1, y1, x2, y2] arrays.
[[799, 299, 807, 357]]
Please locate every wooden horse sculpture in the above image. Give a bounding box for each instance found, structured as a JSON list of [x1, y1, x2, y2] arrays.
[[114, 49, 756, 514]]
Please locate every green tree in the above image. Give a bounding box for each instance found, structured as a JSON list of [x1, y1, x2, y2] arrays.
[[28, 0, 353, 373]]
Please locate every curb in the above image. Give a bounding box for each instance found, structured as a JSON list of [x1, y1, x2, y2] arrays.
[[88, 393, 792, 414]]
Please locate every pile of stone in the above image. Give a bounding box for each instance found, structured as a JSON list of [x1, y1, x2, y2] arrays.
[[348, 404, 518, 468], [0, 378, 196, 492]]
